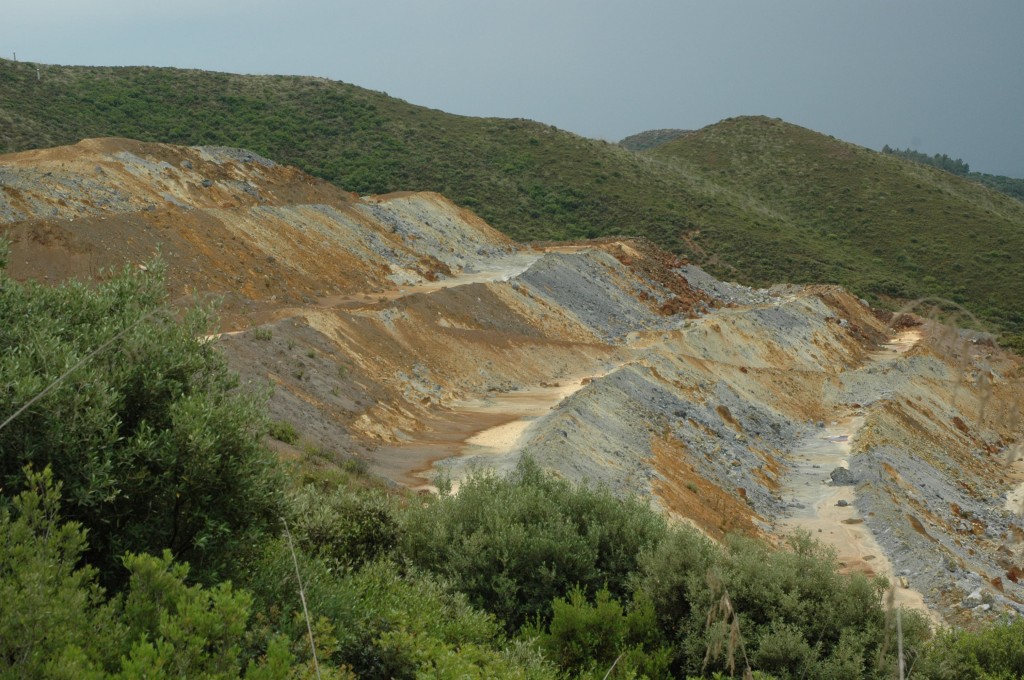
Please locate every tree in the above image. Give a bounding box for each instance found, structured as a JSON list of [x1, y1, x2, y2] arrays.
[[0, 466, 117, 677], [0, 254, 284, 586], [0, 467, 301, 678]]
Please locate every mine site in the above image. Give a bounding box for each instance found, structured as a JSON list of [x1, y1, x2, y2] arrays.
[[3, 20, 1024, 674], [3, 138, 1022, 632]]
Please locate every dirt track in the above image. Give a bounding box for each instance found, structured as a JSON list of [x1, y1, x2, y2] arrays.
[[778, 330, 940, 622]]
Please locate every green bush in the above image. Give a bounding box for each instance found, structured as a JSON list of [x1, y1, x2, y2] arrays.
[[287, 483, 400, 572], [526, 586, 672, 679], [0, 467, 299, 678], [398, 457, 668, 631], [0, 467, 118, 677], [0, 258, 284, 586], [242, 543, 556, 679], [633, 529, 931, 679], [915, 617, 1024, 680], [267, 419, 300, 444]]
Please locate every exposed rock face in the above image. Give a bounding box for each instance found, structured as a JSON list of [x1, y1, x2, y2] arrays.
[[3, 139, 1023, 625]]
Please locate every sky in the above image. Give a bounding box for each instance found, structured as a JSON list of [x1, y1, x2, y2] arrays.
[[4, 0, 1023, 177]]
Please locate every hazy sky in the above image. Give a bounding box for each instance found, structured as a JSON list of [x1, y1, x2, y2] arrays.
[[4, 1, 1023, 177]]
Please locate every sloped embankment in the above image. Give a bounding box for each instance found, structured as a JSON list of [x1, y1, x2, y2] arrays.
[[2, 139, 1023, 625]]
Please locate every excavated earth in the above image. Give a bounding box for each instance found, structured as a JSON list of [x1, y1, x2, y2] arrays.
[[2, 139, 1023, 627]]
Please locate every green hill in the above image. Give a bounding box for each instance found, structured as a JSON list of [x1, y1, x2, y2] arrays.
[[650, 117, 1024, 339], [0, 59, 770, 246], [2, 59, 1024, 344]]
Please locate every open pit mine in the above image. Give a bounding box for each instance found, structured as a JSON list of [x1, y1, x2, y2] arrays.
[[2, 138, 1022, 626]]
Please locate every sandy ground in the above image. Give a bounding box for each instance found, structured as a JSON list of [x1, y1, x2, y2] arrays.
[[1006, 458, 1024, 514], [434, 367, 626, 486], [374, 363, 628, 493], [779, 329, 942, 625]]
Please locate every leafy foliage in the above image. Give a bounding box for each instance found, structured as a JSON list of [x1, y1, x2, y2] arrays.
[[881, 145, 1024, 204], [526, 586, 672, 679], [965, 172, 1024, 203], [0, 467, 115, 677], [242, 538, 556, 679], [268, 419, 299, 445], [914, 617, 1024, 680], [653, 117, 1024, 343], [400, 458, 668, 631], [287, 483, 399, 572], [0, 258, 284, 585], [0, 467, 298, 678], [633, 529, 931, 679]]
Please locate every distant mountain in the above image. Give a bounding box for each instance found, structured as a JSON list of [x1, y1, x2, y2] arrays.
[[3, 60, 1024, 345], [618, 128, 691, 151]]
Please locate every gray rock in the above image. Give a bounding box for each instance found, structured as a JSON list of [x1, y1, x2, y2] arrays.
[[830, 467, 857, 486]]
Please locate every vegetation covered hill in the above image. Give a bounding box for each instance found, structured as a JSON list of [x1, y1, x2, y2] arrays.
[[651, 117, 1024, 341], [3, 59, 1024, 344]]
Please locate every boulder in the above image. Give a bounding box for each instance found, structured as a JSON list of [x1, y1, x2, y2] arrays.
[[830, 467, 857, 486]]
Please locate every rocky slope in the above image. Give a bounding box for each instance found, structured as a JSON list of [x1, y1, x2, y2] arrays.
[[2, 139, 1022, 626]]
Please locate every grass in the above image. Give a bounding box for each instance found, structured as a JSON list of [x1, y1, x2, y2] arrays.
[[3, 60, 1024, 344]]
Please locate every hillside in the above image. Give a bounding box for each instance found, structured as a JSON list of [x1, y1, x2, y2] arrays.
[[970, 171, 1024, 202], [881, 145, 1024, 203], [3, 60, 1024, 346], [650, 117, 1024, 341], [3, 139, 1024, 632]]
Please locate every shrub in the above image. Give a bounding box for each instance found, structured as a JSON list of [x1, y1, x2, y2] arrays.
[[915, 617, 1024, 680], [0, 467, 117, 676], [0, 259, 284, 586], [243, 543, 556, 679], [633, 529, 931, 679], [0, 467, 298, 678], [398, 457, 668, 631], [526, 586, 672, 679], [267, 419, 300, 444], [287, 484, 400, 572]]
